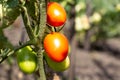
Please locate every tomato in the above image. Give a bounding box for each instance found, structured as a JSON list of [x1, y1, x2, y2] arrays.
[[45, 54, 70, 72], [17, 46, 37, 74], [43, 32, 69, 62], [47, 2, 67, 27]]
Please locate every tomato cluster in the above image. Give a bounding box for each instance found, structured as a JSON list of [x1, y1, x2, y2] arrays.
[[16, 2, 69, 74], [44, 2, 70, 71]]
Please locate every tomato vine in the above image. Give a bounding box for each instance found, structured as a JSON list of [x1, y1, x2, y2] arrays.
[[0, 0, 70, 80]]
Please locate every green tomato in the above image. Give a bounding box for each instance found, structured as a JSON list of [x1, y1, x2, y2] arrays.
[[45, 54, 70, 72], [17, 46, 37, 74]]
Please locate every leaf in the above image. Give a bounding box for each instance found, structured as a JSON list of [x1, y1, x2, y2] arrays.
[[0, 0, 20, 28]]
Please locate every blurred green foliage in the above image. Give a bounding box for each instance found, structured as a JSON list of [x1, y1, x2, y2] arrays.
[[0, 0, 20, 28], [0, 0, 19, 49]]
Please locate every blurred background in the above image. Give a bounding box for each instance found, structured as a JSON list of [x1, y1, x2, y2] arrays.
[[1, 0, 120, 80]]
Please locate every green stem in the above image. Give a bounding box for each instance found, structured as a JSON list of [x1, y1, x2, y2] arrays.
[[20, 5, 35, 39], [0, 39, 36, 63], [38, 0, 46, 38], [0, 49, 14, 63], [15, 39, 37, 51], [37, 0, 47, 80], [37, 49, 46, 80]]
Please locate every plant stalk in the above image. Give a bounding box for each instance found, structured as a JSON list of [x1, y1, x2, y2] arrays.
[[20, 6, 35, 39], [37, 0, 47, 80], [37, 49, 46, 80]]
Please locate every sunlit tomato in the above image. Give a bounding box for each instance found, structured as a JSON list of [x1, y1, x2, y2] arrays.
[[45, 54, 70, 72], [43, 32, 69, 62], [47, 2, 67, 27], [17, 46, 37, 74]]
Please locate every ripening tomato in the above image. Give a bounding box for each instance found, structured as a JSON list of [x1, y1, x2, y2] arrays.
[[17, 46, 37, 74], [43, 32, 69, 62], [47, 2, 67, 27], [45, 54, 70, 72]]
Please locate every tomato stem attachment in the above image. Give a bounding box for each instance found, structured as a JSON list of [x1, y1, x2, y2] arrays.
[[46, 24, 53, 32], [54, 27, 57, 32], [57, 24, 65, 32]]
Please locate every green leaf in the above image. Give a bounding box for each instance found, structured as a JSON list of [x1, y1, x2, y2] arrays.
[[0, 0, 20, 28]]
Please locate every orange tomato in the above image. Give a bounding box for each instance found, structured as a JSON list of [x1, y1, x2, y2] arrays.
[[47, 2, 67, 27], [43, 32, 69, 62]]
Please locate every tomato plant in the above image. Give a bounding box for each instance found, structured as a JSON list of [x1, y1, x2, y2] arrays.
[[47, 2, 67, 27], [45, 54, 70, 72], [0, 0, 70, 79], [17, 46, 37, 74], [43, 32, 69, 62]]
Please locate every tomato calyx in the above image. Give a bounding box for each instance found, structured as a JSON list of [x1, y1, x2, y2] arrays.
[[46, 24, 65, 33]]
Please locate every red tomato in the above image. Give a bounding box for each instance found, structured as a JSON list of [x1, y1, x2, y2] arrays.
[[47, 2, 67, 27], [43, 32, 69, 62]]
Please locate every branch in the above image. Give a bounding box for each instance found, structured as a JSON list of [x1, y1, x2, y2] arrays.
[[0, 39, 36, 63], [0, 48, 14, 63], [19, 4, 35, 39], [37, 0, 47, 80], [38, 0, 47, 38]]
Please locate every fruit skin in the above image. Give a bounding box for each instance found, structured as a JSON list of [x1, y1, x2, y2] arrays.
[[43, 32, 69, 62], [47, 2, 67, 27], [17, 46, 37, 74], [45, 54, 70, 72]]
